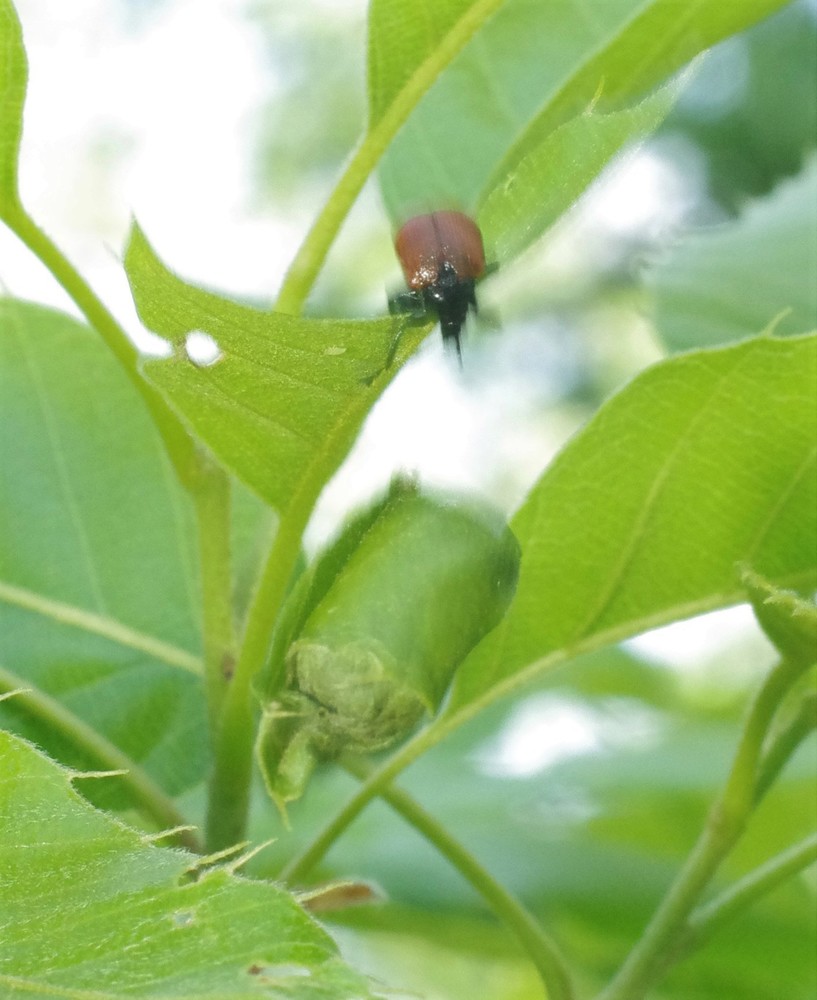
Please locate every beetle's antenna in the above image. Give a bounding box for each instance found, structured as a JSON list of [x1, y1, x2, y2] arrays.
[[441, 324, 464, 368], [454, 333, 463, 368]]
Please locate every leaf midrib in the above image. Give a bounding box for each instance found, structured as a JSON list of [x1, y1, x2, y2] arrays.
[[568, 345, 748, 645], [0, 579, 201, 675]]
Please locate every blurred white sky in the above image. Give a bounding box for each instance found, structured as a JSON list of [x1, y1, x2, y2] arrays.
[[2, 0, 777, 683]]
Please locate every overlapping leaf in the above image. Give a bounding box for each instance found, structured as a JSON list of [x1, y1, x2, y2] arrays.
[[0, 730, 383, 999], [375, 0, 791, 220], [744, 569, 817, 668], [126, 224, 423, 516], [0, 300, 207, 801], [448, 333, 817, 712], [479, 82, 677, 264], [367, 0, 476, 125]]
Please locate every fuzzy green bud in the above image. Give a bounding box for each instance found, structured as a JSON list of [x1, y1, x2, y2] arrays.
[[257, 477, 519, 807]]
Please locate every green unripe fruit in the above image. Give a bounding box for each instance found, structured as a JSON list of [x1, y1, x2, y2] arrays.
[[257, 477, 520, 808]]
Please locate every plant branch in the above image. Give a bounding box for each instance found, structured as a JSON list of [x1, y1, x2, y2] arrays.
[[274, 0, 506, 315], [202, 327, 427, 851], [681, 833, 817, 954], [596, 656, 810, 1000], [340, 755, 574, 1000], [194, 461, 237, 733], [280, 719, 450, 883], [204, 505, 310, 851], [755, 690, 817, 803], [0, 665, 200, 851]]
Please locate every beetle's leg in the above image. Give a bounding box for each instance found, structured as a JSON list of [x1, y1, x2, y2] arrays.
[[377, 290, 428, 374], [383, 314, 410, 370], [361, 307, 415, 385], [388, 289, 426, 318]]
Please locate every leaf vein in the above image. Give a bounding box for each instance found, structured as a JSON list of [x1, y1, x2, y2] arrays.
[[0, 579, 201, 674]]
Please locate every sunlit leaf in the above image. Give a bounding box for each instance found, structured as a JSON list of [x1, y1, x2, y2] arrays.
[[0, 300, 207, 804], [377, 0, 791, 219], [647, 160, 817, 350], [126, 223, 423, 516], [0, 731, 384, 999], [367, 0, 476, 126], [479, 82, 677, 264], [448, 333, 817, 712]]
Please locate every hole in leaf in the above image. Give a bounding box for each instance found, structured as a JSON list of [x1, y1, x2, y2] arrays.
[[185, 330, 222, 366]]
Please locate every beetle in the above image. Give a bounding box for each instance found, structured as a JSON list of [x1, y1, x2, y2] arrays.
[[389, 211, 487, 361]]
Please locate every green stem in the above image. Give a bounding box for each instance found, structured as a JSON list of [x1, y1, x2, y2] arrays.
[[204, 506, 310, 851], [682, 833, 817, 953], [722, 658, 807, 817], [340, 756, 574, 1000], [281, 720, 446, 883], [596, 656, 808, 1000], [755, 691, 817, 803], [194, 461, 237, 733], [274, 0, 506, 315], [0, 665, 200, 852], [202, 319, 426, 851], [2, 204, 197, 484]]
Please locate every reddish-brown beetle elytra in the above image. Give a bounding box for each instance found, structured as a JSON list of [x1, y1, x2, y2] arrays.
[[389, 210, 489, 361]]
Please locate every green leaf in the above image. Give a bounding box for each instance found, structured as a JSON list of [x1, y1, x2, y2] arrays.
[[0, 730, 382, 999], [367, 0, 476, 126], [377, 0, 791, 219], [646, 159, 817, 351], [448, 333, 817, 713], [125, 223, 423, 515], [0, 0, 26, 214], [479, 82, 678, 265], [0, 299, 205, 803]]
